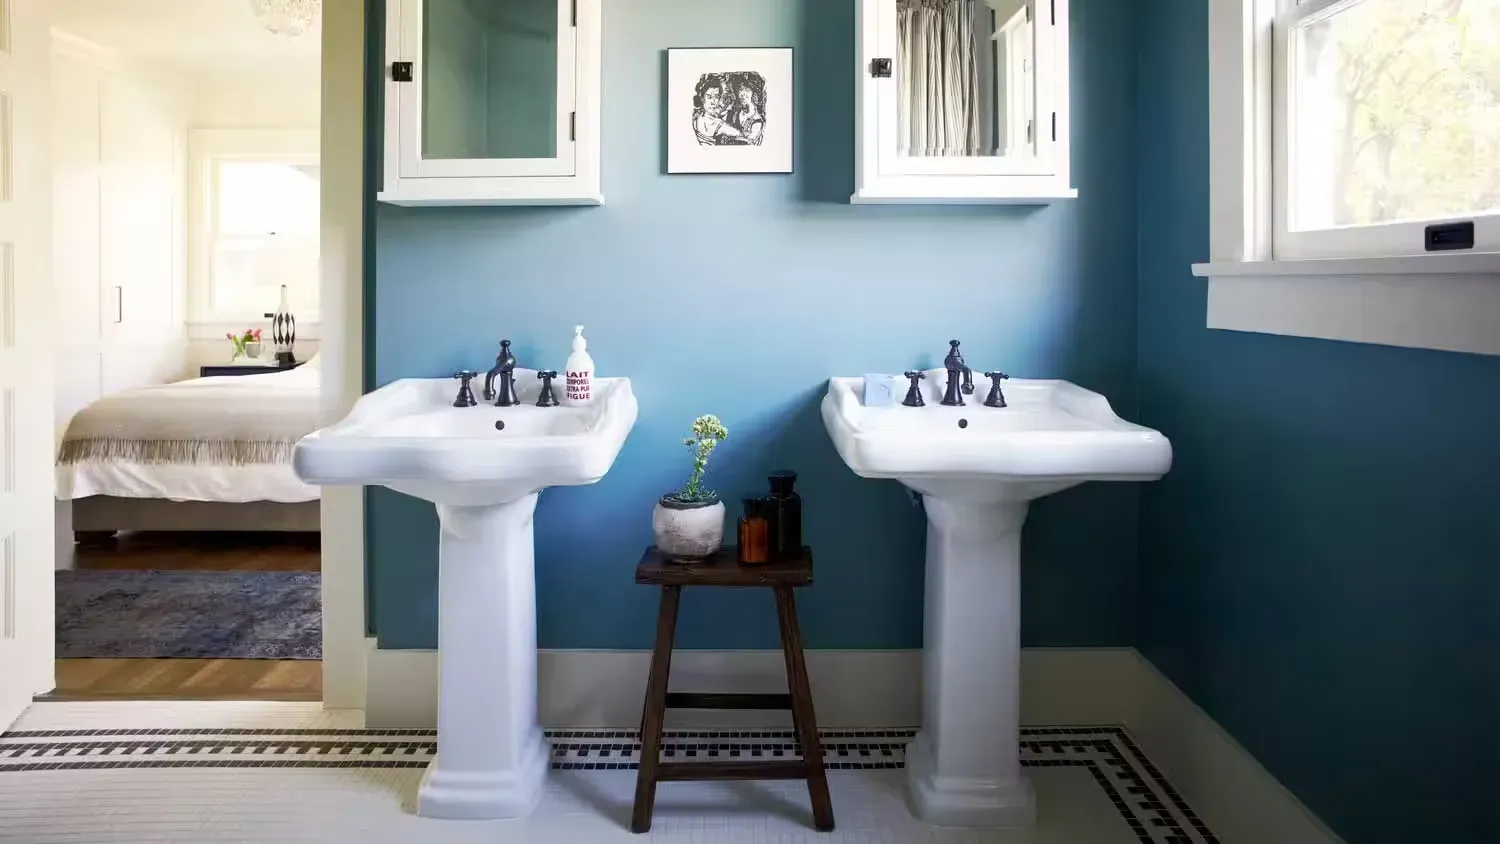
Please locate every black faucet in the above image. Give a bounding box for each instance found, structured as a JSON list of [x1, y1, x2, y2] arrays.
[[483, 340, 520, 407], [941, 340, 974, 406], [452, 371, 479, 407], [983, 371, 1010, 408]]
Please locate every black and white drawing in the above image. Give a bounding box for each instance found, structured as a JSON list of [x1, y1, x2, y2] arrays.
[[668, 49, 793, 173], [691, 72, 768, 147]]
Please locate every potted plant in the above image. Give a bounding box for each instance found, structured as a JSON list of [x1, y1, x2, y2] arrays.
[[652, 414, 729, 561], [227, 328, 263, 362]]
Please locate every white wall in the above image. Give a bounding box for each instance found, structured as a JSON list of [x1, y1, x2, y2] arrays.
[[190, 70, 320, 129], [52, 32, 190, 441], [182, 70, 321, 373]]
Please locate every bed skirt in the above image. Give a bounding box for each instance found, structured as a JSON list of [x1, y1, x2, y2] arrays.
[[72, 496, 321, 536]]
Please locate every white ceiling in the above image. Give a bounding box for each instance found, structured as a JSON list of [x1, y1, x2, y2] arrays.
[[51, 0, 321, 75]]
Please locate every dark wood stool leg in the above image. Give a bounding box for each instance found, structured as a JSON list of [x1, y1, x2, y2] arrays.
[[774, 587, 834, 832], [631, 585, 682, 834]]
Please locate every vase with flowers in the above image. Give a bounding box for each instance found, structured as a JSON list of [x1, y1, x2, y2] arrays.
[[227, 328, 264, 362], [652, 414, 729, 561]]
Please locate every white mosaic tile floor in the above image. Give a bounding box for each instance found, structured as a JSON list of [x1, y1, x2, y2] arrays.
[[0, 703, 1217, 844]]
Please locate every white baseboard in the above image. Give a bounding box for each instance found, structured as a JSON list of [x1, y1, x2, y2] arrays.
[[363, 643, 1341, 843], [1125, 651, 1344, 844], [363, 642, 1136, 731]]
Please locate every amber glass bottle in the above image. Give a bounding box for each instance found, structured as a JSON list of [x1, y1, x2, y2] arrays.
[[737, 498, 770, 565]]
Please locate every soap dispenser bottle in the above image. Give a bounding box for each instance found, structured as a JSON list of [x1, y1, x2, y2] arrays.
[[564, 325, 595, 406]]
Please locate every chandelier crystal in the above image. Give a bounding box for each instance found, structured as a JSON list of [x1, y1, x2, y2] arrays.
[[249, 0, 320, 37]]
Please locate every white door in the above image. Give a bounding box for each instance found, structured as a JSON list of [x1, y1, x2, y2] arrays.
[[0, 0, 56, 729]]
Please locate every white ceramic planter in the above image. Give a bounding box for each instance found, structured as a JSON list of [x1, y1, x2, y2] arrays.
[[652, 497, 724, 560]]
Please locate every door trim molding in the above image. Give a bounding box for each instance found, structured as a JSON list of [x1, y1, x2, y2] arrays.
[[318, 0, 368, 710]]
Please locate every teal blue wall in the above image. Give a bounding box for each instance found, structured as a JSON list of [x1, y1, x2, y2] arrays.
[[368, 0, 1145, 650], [1135, 3, 1500, 843]]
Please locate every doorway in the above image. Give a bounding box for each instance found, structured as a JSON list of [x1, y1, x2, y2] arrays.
[[0, 0, 365, 729], [46, 0, 327, 700]]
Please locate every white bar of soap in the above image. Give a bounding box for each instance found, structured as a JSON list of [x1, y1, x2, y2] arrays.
[[863, 374, 896, 407]]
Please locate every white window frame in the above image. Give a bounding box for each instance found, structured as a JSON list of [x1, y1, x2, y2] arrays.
[[186, 128, 322, 338], [1193, 0, 1500, 357]]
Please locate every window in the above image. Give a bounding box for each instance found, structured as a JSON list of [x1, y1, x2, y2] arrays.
[[1275, 0, 1500, 259], [1193, 0, 1500, 357], [209, 161, 320, 319], [189, 129, 321, 328]]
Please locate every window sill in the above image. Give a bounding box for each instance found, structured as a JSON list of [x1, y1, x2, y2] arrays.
[[1190, 254, 1500, 357], [1193, 252, 1500, 279]]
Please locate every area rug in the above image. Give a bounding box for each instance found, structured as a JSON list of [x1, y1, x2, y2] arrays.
[[55, 571, 321, 659]]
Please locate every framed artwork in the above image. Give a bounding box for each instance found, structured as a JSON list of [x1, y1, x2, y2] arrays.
[[666, 47, 794, 174]]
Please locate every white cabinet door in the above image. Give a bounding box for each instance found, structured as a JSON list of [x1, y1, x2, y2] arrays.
[[0, 0, 56, 730], [396, 0, 576, 178], [50, 47, 103, 445], [853, 0, 1075, 204], [379, 0, 602, 206], [98, 72, 182, 394]]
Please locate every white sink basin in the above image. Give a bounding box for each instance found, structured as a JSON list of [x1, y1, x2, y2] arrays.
[[821, 371, 1170, 828], [295, 371, 636, 506], [295, 370, 638, 821]]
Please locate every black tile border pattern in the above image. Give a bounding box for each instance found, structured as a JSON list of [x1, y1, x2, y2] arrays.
[[0, 726, 1218, 843]]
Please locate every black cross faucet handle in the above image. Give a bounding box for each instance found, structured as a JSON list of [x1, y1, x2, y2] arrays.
[[983, 371, 1010, 409], [452, 371, 479, 407], [901, 370, 927, 407], [536, 370, 560, 407]]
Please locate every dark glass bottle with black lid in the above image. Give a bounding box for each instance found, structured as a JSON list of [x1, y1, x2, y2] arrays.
[[764, 470, 802, 560]]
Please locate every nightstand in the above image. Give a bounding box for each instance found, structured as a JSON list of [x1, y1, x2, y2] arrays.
[[199, 362, 302, 378]]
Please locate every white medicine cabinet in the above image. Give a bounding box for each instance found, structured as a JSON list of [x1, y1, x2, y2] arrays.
[[853, 0, 1075, 204], [379, 0, 602, 206]]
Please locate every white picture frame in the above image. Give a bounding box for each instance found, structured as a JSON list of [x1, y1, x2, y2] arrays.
[[666, 48, 794, 174]]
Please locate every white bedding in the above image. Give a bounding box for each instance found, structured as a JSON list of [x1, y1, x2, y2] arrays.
[[56, 359, 322, 504]]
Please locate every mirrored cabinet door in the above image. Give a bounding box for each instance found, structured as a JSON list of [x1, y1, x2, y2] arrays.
[[397, 0, 576, 179], [880, 0, 1056, 175], [381, 0, 601, 206], [855, 0, 1073, 203]]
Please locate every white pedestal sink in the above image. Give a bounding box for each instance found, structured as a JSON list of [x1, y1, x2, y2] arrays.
[[821, 372, 1170, 827], [294, 370, 637, 820]]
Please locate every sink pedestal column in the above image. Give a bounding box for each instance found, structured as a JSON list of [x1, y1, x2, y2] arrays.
[[906, 496, 1036, 827], [419, 495, 550, 820]]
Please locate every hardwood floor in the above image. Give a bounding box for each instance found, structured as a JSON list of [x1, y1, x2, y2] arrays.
[[51, 532, 322, 702], [51, 658, 322, 701]]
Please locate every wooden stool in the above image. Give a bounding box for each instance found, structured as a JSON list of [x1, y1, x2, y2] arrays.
[[630, 546, 834, 834]]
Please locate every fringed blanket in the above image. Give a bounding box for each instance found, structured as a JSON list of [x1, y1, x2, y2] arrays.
[[59, 377, 320, 468]]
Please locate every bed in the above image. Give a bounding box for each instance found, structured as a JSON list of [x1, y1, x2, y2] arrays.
[[56, 357, 322, 541]]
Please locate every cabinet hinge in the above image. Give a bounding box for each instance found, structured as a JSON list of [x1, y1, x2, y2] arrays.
[[1026, 119, 1034, 144], [392, 61, 413, 83], [1051, 112, 1057, 142], [871, 58, 893, 78], [1051, 0, 1056, 25], [569, 112, 576, 142], [1026, 2, 1032, 22], [571, 0, 577, 26]]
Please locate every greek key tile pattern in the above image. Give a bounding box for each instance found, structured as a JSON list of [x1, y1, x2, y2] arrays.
[[1, 725, 1216, 843]]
